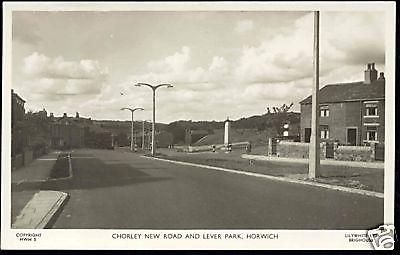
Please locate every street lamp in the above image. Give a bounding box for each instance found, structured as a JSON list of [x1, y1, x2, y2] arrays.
[[134, 83, 173, 156], [120, 107, 144, 151]]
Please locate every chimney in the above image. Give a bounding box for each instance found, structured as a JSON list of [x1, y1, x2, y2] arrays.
[[50, 113, 54, 118], [378, 72, 385, 80], [76, 112, 80, 118], [63, 113, 67, 118], [364, 62, 378, 84]]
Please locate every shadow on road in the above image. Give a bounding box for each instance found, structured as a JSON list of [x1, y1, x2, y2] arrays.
[[13, 155, 171, 191]]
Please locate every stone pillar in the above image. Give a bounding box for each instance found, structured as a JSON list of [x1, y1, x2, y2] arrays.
[[268, 138, 272, 156], [370, 143, 376, 162], [224, 118, 231, 145], [320, 142, 326, 158], [333, 142, 338, 160]]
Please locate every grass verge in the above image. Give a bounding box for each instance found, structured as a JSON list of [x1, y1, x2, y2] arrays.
[[154, 151, 383, 193], [49, 153, 70, 179]]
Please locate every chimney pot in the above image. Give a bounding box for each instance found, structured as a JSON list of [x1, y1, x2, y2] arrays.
[[378, 72, 385, 80], [364, 63, 378, 84]]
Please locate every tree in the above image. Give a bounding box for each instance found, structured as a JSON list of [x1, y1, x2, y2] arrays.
[[115, 132, 129, 146], [267, 102, 294, 114], [165, 122, 186, 144]]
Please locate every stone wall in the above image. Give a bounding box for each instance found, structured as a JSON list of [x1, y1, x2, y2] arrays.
[[334, 145, 374, 162], [188, 141, 250, 153], [275, 140, 376, 162], [276, 141, 326, 159]]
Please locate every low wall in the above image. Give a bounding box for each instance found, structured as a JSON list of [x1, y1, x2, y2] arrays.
[[188, 144, 225, 152], [276, 141, 326, 159], [276, 141, 376, 162], [188, 142, 250, 153], [334, 145, 374, 162]]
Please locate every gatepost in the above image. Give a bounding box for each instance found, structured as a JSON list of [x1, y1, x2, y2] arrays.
[[267, 138, 272, 156]]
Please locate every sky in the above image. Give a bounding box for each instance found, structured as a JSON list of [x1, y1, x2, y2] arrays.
[[11, 11, 385, 123]]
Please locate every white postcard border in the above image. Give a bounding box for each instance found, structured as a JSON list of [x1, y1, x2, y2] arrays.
[[1, 1, 396, 250]]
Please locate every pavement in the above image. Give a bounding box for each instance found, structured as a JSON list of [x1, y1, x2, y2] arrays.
[[12, 151, 60, 184], [242, 154, 385, 169], [12, 191, 69, 229], [11, 151, 70, 229], [51, 148, 383, 229]]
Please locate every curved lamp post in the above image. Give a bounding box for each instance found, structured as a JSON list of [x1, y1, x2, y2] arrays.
[[134, 83, 173, 156], [120, 107, 144, 151]]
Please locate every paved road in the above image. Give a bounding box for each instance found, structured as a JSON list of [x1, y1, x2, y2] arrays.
[[51, 149, 383, 229]]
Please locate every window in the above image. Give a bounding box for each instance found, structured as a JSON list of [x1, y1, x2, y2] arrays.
[[366, 127, 378, 141], [365, 103, 378, 116], [320, 105, 329, 117], [320, 130, 329, 139], [320, 125, 329, 139]]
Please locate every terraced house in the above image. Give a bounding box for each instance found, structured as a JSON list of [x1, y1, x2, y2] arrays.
[[300, 63, 385, 146]]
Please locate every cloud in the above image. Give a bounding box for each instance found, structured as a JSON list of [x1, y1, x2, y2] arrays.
[[102, 11, 385, 122], [232, 12, 385, 84], [321, 12, 385, 65], [15, 11, 386, 122], [21, 52, 108, 100], [129, 47, 231, 87], [23, 52, 108, 80], [234, 20, 254, 34]]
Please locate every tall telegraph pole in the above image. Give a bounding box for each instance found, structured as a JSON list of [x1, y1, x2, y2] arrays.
[[309, 11, 320, 178]]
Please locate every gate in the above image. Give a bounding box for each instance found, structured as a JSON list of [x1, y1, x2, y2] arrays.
[[375, 143, 384, 161], [325, 142, 334, 158]]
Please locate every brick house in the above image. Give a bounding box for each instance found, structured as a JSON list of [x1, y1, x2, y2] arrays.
[[50, 112, 85, 149], [300, 63, 385, 146], [11, 89, 25, 124], [11, 89, 26, 157]]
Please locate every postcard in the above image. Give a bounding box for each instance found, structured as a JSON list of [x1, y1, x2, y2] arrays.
[[1, 1, 396, 250]]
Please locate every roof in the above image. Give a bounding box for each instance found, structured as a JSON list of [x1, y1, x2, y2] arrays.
[[11, 90, 26, 103], [300, 79, 385, 105]]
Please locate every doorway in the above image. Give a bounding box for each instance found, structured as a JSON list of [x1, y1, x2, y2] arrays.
[[304, 128, 311, 143], [347, 128, 357, 145]]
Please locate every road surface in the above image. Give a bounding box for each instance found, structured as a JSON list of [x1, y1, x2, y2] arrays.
[[50, 149, 383, 229]]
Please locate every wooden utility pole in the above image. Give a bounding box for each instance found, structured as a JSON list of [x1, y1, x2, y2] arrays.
[[309, 11, 320, 179], [142, 120, 145, 149]]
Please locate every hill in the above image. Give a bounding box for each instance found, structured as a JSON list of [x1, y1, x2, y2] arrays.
[[165, 111, 300, 145]]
